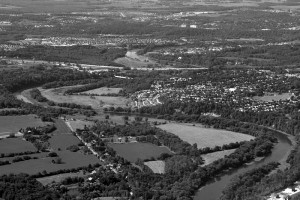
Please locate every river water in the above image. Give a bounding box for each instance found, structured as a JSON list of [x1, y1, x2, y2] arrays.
[[194, 130, 293, 200]]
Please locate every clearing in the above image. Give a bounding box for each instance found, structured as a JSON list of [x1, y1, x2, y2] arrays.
[[108, 142, 172, 163], [144, 160, 165, 174], [157, 123, 254, 149], [115, 50, 157, 68]]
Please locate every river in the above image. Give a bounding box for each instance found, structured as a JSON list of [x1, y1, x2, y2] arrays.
[[194, 130, 294, 200]]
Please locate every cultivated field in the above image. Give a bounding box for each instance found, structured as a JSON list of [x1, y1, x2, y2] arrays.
[[108, 142, 172, 163], [144, 160, 165, 174], [37, 171, 85, 186], [157, 123, 254, 148], [253, 93, 292, 102], [81, 87, 122, 95], [67, 119, 95, 131], [0, 150, 99, 175], [39, 87, 130, 109], [49, 134, 80, 150], [201, 149, 236, 166], [0, 115, 49, 135], [0, 138, 37, 154], [52, 119, 72, 134]]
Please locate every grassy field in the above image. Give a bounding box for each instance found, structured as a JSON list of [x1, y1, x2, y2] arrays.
[[81, 87, 122, 95], [0, 115, 49, 135], [115, 50, 158, 68], [52, 119, 72, 134], [0, 150, 99, 175], [108, 142, 172, 163], [49, 133, 80, 150], [40, 87, 130, 109], [67, 120, 95, 131], [15, 94, 33, 104], [0, 138, 37, 154], [201, 149, 236, 166], [37, 171, 85, 186], [253, 93, 292, 102], [144, 160, 165, 174], [157, 123, 254, 149]]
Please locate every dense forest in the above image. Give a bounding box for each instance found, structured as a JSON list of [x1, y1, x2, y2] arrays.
[[0, 174, 62, 200]]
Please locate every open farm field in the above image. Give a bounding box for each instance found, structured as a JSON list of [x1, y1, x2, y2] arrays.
[[37, 171, 85, 186], [108, 142, 172, 163], [66, 119, 95, 132], [52, 119, 71, 134], [0, 150, 99, 175], [0, 152, 48, 162], [40, 87, 130, 109], [144, 160, 165, 174], [0, 115, 49, 135], [201, 149, 236, 166], [253, 93, 292, 102], [64, 114, 166, 126], [81, 87, 122, 95], [157, 123, 254, 149], [0, 138, 37, 154], [49, 134, 80, 151]]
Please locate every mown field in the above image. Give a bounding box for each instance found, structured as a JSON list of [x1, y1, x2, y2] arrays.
[[144, 160, 165, 174], [201, 149, 236, 166], [0, 119, 99, 175], [0, 138, 36, 154], [0, 115, 49, 135], [37, 171, 85, 186], [81, 87, 122, 95], [67, 119, 95, 132], [108, 142, 172, 163], [39, 87, 130, 109], [49, 134, 80, 151], [253, 93, 292, 102], [0, 150, 99, 175], [157, 123, 254, 148]]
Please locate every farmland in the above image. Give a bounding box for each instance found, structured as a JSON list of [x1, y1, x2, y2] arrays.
[[253, 93, 292, 102], [201, 149, 236, 166], [108, 142, 172, 163], [66, 119, 95, 132], [157, 123, 254, 149], [0, 150, 99, 175], [81, 87, 122, 96], [0, 138, 36, 154], [49, 134, 80, 150], [37, 171, 85, 186], [144, 160, 165, 174], [0, 115, 49, 136], [40, 87, 130, 109], [0, 118, 100, 175]]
